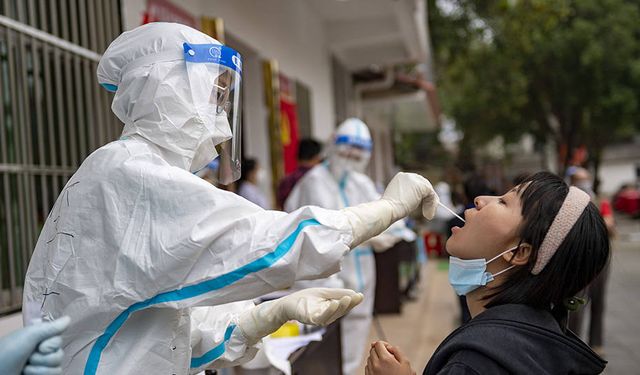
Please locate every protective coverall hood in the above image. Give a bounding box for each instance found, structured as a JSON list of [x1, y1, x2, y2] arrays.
[[97, 22, 232, 172], [327, 118, 372, 179]]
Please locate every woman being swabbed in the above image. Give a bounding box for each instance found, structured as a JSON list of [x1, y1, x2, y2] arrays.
[[365, 171, 609, 375]]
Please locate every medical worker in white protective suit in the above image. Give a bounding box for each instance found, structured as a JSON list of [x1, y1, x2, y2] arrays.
[[21, 23, 440, 375], [285, 118, 416, 375], [285, 118, 417, 375]]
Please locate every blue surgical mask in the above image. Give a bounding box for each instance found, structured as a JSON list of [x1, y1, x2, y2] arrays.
[[448, 246, 518, 296]]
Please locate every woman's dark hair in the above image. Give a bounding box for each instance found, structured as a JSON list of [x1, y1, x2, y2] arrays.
[[240, 158, 257, 181], [298, 139, 322, 161], [485, 171, 610, 326]]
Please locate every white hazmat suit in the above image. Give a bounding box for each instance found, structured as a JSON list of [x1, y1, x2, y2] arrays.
[[285, 118, 419, 375], [22, 23, 438, 375]]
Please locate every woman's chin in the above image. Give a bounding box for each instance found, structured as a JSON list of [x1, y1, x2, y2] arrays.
[[444, 238, 459, 257]]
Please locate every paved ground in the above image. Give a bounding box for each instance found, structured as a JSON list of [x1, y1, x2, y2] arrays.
[[359, 214, 640, 375], [600, 216, 640, 374]]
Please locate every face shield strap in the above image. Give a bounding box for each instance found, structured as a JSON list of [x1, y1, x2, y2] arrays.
[[335, 135, 373, 151], [183, 43, 242, 75]]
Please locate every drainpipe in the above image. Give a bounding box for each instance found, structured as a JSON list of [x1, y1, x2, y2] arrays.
[[395, 72, 442, 127], [353, 66, 394, 118]]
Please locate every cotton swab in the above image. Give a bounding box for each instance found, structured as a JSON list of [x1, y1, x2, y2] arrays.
[[438, 201, 465, 223]]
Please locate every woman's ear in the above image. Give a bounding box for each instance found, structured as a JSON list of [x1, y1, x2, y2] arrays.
[[505, 243, 532, 266]]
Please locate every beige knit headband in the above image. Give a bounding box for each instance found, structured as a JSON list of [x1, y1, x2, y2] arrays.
[[531, 186, 591, 275]]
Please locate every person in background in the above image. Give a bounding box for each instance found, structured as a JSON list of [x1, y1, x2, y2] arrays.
[[285, 118, 421, 375], [237, 158, 271, 209], [568, 167, 615, 355], [276, 138, 323, 209]]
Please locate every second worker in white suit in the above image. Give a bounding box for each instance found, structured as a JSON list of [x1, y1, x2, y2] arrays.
[[285, 118, 417, 375]]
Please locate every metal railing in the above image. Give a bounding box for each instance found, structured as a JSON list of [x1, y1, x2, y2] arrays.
[[0, 0, 122, 314]]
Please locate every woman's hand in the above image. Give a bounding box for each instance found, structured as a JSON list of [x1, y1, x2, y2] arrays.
[[365, 341, 416, 375]]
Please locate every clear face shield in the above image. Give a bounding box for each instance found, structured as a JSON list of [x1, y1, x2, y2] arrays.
[[328, 137, 372, 179], [184, 43, 243, 184]]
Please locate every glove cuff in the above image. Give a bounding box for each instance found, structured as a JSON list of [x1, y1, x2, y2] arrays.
[[236, 300, 284, 345], [341, 199, 396, 248]]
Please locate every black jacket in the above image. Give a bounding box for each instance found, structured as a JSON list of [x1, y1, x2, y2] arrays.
[[423, 304, 606, 374]]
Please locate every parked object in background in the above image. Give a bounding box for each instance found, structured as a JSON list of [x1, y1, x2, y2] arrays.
[[613, 185, 640, 217]]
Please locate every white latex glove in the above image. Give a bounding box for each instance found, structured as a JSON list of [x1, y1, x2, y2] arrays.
[[237, 288, 363, 344], [342, 172, 439, 248]]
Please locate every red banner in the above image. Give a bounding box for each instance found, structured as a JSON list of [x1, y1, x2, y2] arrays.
[[279, 74, 299, 174], [142, 0, 198, 28]]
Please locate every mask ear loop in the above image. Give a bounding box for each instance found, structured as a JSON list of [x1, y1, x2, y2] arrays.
[[486, 245, 520, 277], [486, 245, 520, 264], [492, 264, 516, 278]]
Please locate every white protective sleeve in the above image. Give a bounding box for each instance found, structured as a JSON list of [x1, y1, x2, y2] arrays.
[[189, 301, 259, 374], [23, 142, 355, 368], [105, 153, 355, 309]]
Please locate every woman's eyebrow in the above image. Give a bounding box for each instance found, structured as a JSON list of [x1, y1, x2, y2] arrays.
[[503, 189, 518, 201]]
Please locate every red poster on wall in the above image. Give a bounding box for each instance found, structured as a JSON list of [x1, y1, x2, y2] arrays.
[[142, 0, 198, 28], [279, 74, 299, 174]]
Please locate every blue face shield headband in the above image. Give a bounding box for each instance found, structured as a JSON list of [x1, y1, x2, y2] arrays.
[[448, 246, 518, 296], [334, 134, 373, 151]]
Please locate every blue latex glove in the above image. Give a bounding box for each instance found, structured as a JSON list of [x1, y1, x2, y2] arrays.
[[0, 316, 70, 375]]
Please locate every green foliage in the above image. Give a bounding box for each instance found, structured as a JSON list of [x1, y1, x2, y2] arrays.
[[428, 0, 640, 169], [395, 130, 448, 169]]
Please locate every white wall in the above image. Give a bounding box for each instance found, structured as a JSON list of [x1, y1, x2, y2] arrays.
[[199, 0, 336, 140], [121, 0, 336, 141], [120, 0, 148, 31], [362, 105, 395, 187]]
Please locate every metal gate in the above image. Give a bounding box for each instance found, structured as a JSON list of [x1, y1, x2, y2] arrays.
[[0, 0, 122, 314]]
